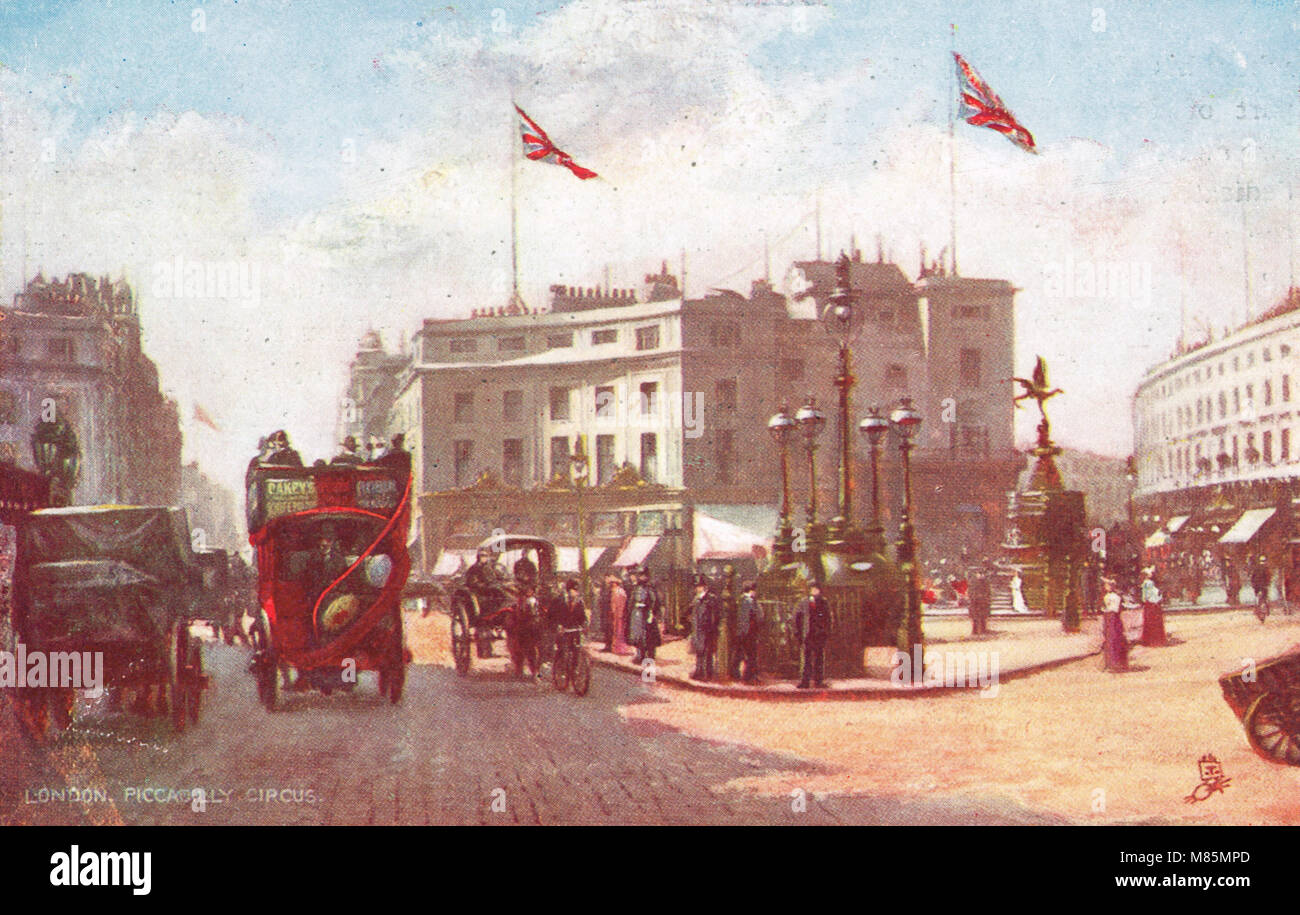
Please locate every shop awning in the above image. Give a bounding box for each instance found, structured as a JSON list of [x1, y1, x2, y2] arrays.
[[1144, 530, 1169, 549], [613, 535, 659, 568], [693, 512, 773, 560], [1219, 508, 1277, 545], [555, 546, 610, 573], [1166, 515, 1190, 534]]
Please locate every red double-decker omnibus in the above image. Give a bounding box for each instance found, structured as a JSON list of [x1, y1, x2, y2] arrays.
[[245, 453, 412, 708]]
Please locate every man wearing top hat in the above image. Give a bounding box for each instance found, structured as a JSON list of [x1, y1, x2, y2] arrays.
[[689, 576, 723, 681]]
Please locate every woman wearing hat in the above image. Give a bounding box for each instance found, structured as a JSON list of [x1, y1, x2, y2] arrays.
[[1101, 577, 1128, 672], [1139, 566, 1166, 646]]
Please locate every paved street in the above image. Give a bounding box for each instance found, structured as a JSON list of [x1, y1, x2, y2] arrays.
[[4, 611, 1062, 826], [10, 607, 1300, 826]]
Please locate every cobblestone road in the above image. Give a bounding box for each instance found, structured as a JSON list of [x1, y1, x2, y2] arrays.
[[4, 614, 1063, 825]]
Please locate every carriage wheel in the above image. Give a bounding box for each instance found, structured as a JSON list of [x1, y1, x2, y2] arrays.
[[169, 621, 190, 732], [250, 611, 279, 711], [187, 638, 203, 725], [551, 646, 570, 691], [450, 598, 473, 676], [1244, 691, 1300, 765], [571, 650, 591, 697]]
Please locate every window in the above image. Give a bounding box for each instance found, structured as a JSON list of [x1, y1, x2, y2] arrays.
[[639, 381, 659, 417], [885, 364, 908, 390], [502, 439, 524, 486], [961, 425, 990, 456], [1264, 430, 1274, 464], [594, 386, 616, 419], [1246, 383, 1254, 403], [715, 378, 738, 411], [1264, 347, 1273, 362], [498, 336, 525, 352], [592, 329, 617, 345], [959, 349, 982, 389], [1248, 351, 1255, 367], [779, 358, 804, 382], [454, 392, 474, 422], [1283, 428, 1291, 462], [596, 434, 615, 485], [1265, 380, 1274, 406], [635, 325, 660, 351], [956, 305, 983, 319], [1217, 391, 1226, 418], [715, 429, 736, 484], [710, 323, 741, 347], [640, 433, 658, 484], [1285, 375, 1292, 403], [453, 440, 473, 486], [550, 436, 570, 480], [503, 389, 524, 422], [549, 387, 570, 421], [46, 338, 73, 362], [1234, 389, 1240, 414], [0, 389, 15, 425], [449, 337, 478, 353], [547, 333, 573, 349], [1196, 400, 1203, 423]]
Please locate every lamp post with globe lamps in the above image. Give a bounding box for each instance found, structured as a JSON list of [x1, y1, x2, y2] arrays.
[[857, 405, 890, 553], [570, 436, 591, 608], [821, 253, 865, 549], [767, 405, 796, 561], [890, 397, 923, 655], [795, 397, 827, 548]]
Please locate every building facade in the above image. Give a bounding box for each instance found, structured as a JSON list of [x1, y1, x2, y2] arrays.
[[0, 273, 183, 506], [344, 251, 1023, 570], [1132, 287, 1300, 568]]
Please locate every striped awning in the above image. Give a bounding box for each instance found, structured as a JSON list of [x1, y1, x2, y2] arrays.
[[1219, 508, 1277, 545], [613, 535, 659, 568]]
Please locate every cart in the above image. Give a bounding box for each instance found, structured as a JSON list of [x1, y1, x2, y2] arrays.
[[245, 453, 412, 708], [12, 505, 207, 739], [448, 534, 560, 679], [1219, 646, 1300, 765]]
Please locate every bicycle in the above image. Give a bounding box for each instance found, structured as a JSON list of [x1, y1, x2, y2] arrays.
[[551, 626, 591, 696]]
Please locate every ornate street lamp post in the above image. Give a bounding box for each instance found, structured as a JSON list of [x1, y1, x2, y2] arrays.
[[857, 405, 890, 552], [890, 397, 923, 654], [767, 405, 796, 560], [795, 397, 827, 547], [822, 253, 864, 549]]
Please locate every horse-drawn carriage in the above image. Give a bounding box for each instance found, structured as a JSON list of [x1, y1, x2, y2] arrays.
[[245, 453, 412, 708], [1220, 646, 1300, 766], [11, 505, 208, 738], [447, 533, 589, 692]]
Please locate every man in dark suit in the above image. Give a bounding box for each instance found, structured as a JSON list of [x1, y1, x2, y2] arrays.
[[689, 577, 722, 681], [794, 581, 831, 689], [968, 568, 992, 635], [733, 581, 763, 683]]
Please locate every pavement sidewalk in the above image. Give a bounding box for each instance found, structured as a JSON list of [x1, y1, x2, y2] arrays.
[[584, 615, 1107, 700]]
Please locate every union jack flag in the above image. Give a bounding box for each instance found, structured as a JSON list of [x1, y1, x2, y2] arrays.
[[515, 104, 598, 180], [953, 53, 1037, 154]]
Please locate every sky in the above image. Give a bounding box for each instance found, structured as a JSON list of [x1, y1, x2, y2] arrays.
[[0, 0, 1297, 500]]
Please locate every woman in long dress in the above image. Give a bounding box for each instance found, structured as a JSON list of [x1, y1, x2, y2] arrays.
[[1010, 570, 1029, 614], [1101, 579, 1129, 671], [1139, 567, 1167, 646]]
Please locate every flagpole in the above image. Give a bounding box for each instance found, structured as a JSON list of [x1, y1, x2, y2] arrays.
[[948, 22, 959, 276], [510, 101, 521, 311]]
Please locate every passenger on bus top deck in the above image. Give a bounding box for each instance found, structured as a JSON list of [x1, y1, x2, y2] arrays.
[[265, 430, 303, 467], [332, 435, 363, 465]]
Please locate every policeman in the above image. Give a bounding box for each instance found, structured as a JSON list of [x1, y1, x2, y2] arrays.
[[630, 566, 661, 665]]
